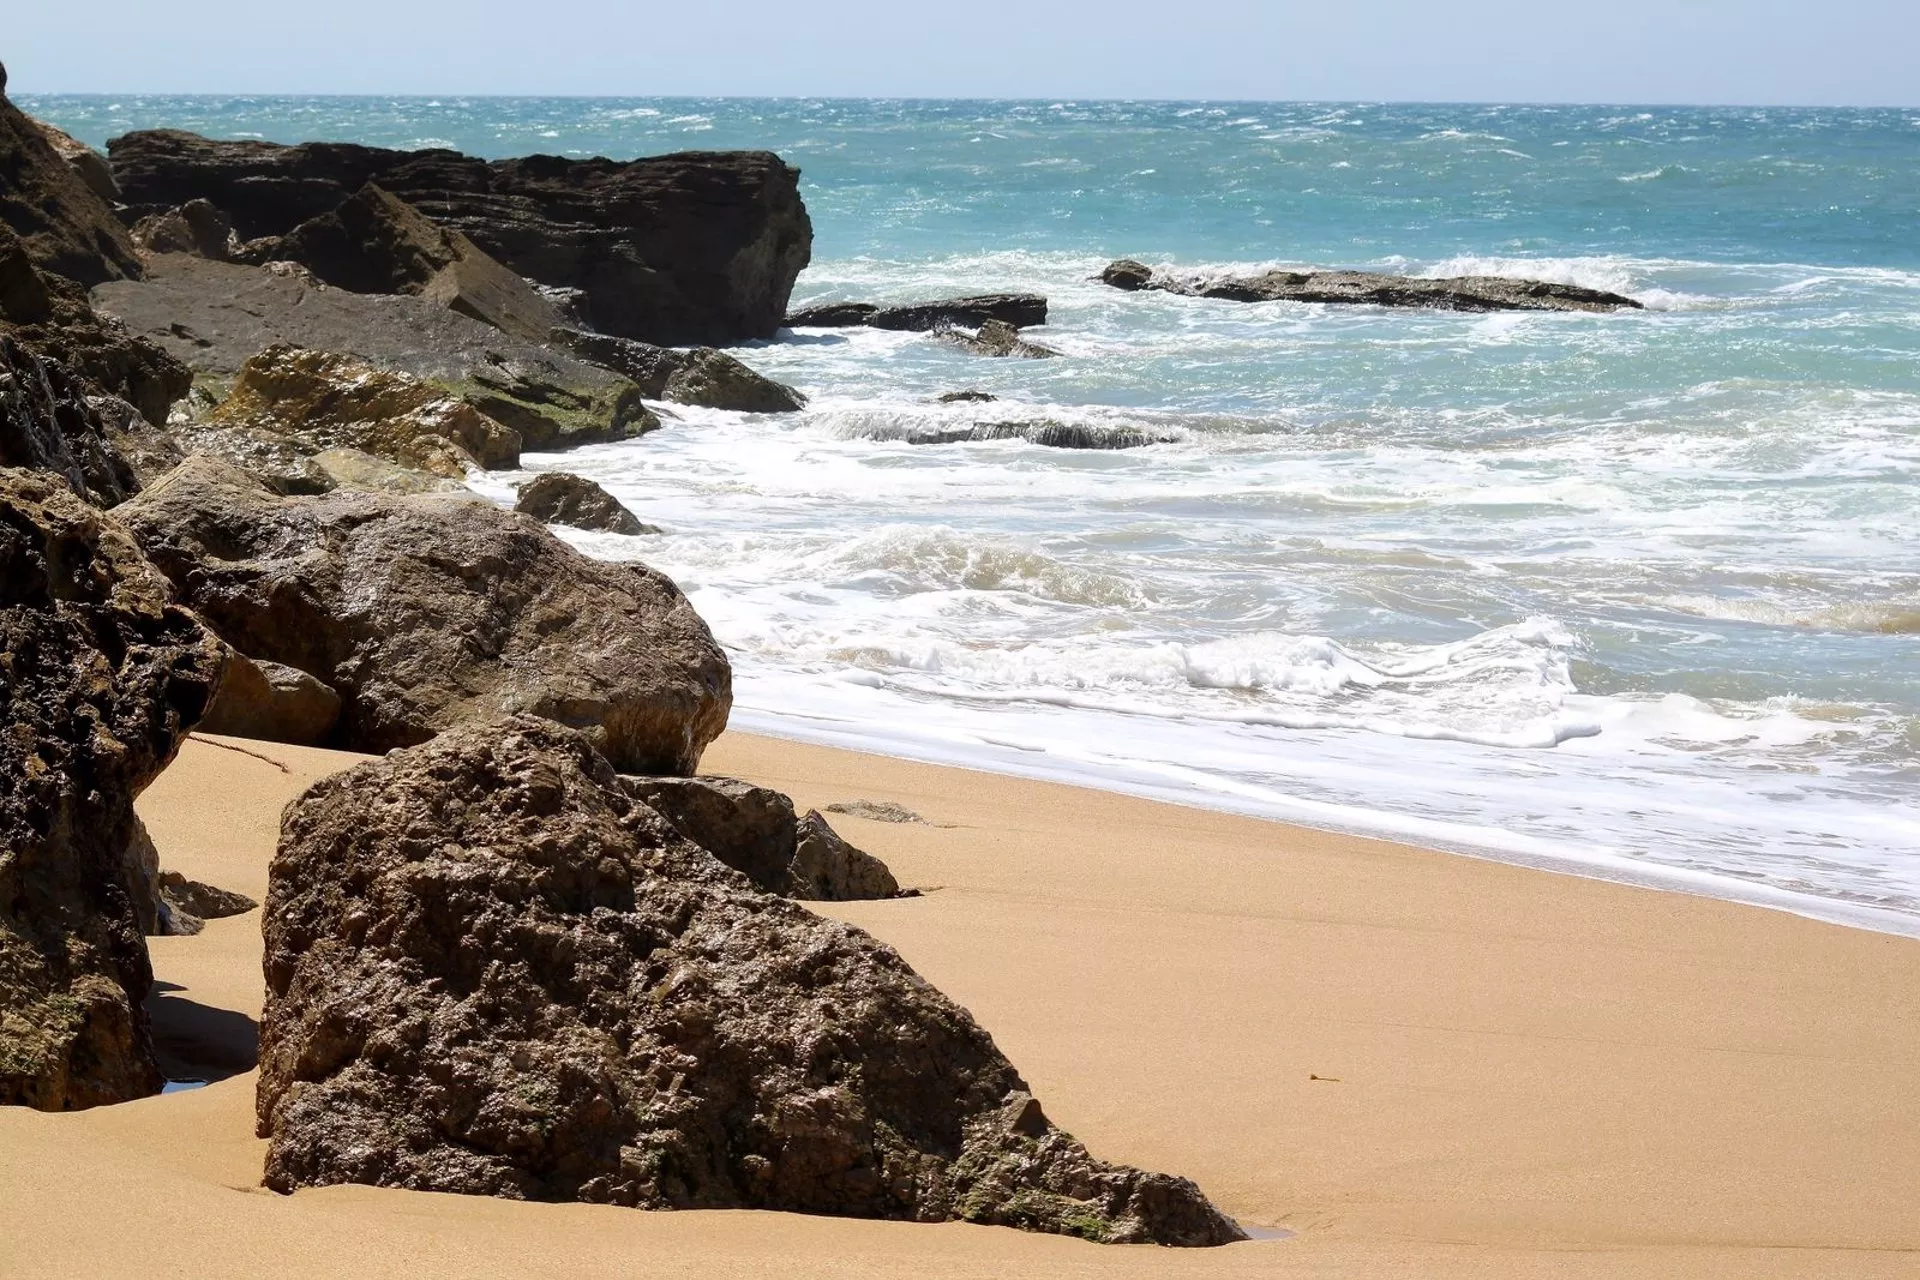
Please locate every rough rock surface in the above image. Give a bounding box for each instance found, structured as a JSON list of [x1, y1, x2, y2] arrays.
[[206, 343, 521, 475], [1, 224, 191, 426], [256, 718, 1243, 1246], [936, 390, 997, 404], [108, 131, 813, 344], [155, 871, 258, 937], [93, 255, 653, 450], [1099, 259, 1644, 313], [270, 184, 565, 343], [0, 333, 141, 505], [27, 116, 121, 205], [311, 448, 464, 495], [934, 320, 1060, 359], [550, 329, 805, 413], [197, 651, 342, 747], [131, 200, 237, 261], [624, 776, 900, 902], [0, 468, 226, 1109], [514, 471, 653, 535], [787, 294, 1048, 332], [0, 91, 143, 287], [825, 799, 931, 825], [120, 456, 731, 773]]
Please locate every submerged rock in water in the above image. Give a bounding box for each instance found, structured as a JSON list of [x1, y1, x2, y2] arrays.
[[1099, 258, 1643, 313], [257, 717, 1243, 1246], [108, 130, 813, 345], [120, 455, 730, 773], [0, 468, 225, 1110], [871, 419, 1174, 450], [788, 294, 1048, 332], [514, 471, 655, 536], [625, 775, 901, 901], [550, 328, 805, 413], [936, 389, 998, 404], [934, 320, 1060, 359]]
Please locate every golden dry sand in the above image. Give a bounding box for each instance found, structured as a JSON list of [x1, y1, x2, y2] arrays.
[[2, 729, 1916, 1278]]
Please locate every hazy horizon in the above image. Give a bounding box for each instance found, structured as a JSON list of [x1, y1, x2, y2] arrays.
[[6, 0, 1917, 108]]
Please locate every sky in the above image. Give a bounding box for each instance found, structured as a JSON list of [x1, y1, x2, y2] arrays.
[[6, 1, 1917, 105]]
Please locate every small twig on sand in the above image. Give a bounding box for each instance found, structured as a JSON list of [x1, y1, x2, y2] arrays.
[[188, 733, 291, 774]]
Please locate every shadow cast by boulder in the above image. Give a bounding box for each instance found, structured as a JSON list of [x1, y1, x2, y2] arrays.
[[147, 981, 259, 1083]]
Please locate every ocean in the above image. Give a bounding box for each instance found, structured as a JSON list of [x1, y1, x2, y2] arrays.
[[30, 95, 1920, 935]]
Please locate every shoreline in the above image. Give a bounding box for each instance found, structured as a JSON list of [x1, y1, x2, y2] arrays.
[[726, 707, 1920, 942], [7, 727, 1909, 1277]]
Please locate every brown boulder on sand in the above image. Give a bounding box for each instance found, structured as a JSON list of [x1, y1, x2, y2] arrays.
[[195, 650, 342, 747], [0, 468, 226, 1109], [118, 456, 730, 774], [256, 716, 1244, 1247]]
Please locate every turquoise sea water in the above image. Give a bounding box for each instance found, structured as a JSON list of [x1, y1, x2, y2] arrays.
[[31, 96, 1920, 933]]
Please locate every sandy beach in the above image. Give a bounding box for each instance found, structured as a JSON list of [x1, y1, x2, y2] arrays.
[[0, 730, 1912, 1278]]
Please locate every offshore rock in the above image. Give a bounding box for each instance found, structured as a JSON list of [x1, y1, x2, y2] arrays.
[[131, 200, 238, 261], [270, 183, 566, 343], [934, 320, 1060, 359], [550, 329, 805, 412], [0, 469, 226, 1109], [0, 91, 143, 287], [93, 255, 653, 450], [1100, 259, 1644, 313], [624, 775, 901, 901], [108, 131, 813, 344], [256, 717, 1243, 1247], [788, 294, 1048, 332], [514, 471, 654, 536], [120, 456, 731, 773], [197, 651, 342, 747]]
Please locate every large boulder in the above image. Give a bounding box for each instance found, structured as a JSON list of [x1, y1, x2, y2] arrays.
[[108, 131, 813, 345], [119, 456, 731, 773], [787, 294, 1048, 332], [0, 91, 143, 287], [269, 183, 566, 344], [1098, 259, 1644, 313], [92, 255, 653, 451], [256, 717, 1243, 1246], [196, 651, 342, 747], [624, 776, 900, 901], [550, 328, 804, 413], [514, 471, 654, 536], [130, 199, 238, 261], [0, 469, 226, 1109]]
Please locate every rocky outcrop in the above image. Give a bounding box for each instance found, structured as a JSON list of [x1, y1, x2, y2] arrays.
[[130, 200, 237, 261], [0, 91, 143, 287], [120, 456, 731, 773], [624, 776, 901, 901], [197, 651, 342, 747], [1099, 258, 1644, 313], [0, 469, 226, 1110], [934, 320, 1060, 359], [0, 333, 141, 505], [550, 329, 805, 413], [269, 184, 565, 344], [787, 294, 1048, 332], [27, 116, 120, 205], [256, 717, 1242, 1246], [93, 255, 653, 450], [205, 344, 521, 478], [514, 471, 654, 535], [108, 131, 813, 344]]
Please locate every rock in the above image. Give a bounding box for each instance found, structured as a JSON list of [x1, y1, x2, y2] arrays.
[[207, 343, 521, 473], [0, 333, 141, 505], [936, 390, 997, 404], [157, 871, 258, 934], [108, 131, 813, 344], [256, 717, 1243, 1247], [0, 468, 226, 1110], [662, 348, 806, 413], [825, 799, 930, 825], [91, 392, 184, 486], [967, 420, 1173, 449], [0, 93, 143, 287], [197, 651, 342, 747], [549, 329, 805, 413], [131, 200, 237, 261], [120, 456, 731, 773], [933, 320, 1060, 359], [92, 255, 653, 451], [514, 471, 654, 535], [788, 294, 1048, 331], [624, 776, 899, 902], [311, 448, 463, 494], [27, 116, 120, 205], [1099, 258, 1644, 313], [271, 184, 566, 344]]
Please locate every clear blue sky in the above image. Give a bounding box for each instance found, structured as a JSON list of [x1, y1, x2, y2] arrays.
[[6, 0, 1916, 105]]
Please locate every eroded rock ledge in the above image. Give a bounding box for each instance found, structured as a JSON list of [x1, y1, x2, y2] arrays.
[[257, 717, 1244, 1247], [1100, 258, 1643, 313]]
